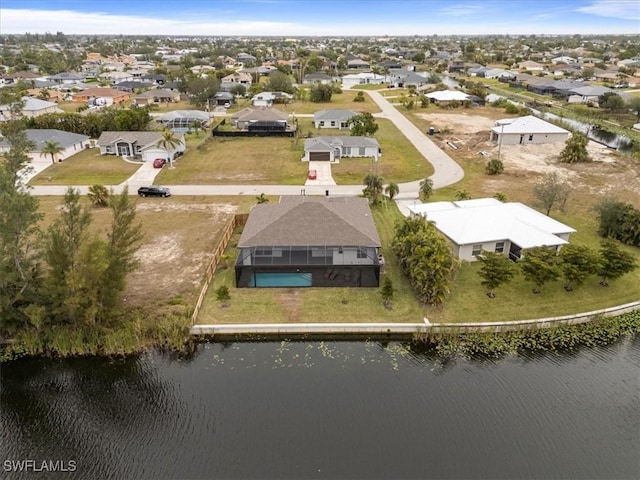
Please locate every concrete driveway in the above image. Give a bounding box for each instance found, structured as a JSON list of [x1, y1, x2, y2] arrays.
[[304, 161, 336, 186]]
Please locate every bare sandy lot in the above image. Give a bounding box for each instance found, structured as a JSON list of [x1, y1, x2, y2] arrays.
[[416, 112, 638, 197]]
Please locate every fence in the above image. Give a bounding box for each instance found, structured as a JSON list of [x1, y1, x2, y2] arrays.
[[190, 213, 249, 325]]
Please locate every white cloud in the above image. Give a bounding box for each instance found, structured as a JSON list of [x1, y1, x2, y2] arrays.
[[436, 4, 483, 16], [0, 7, 635, 36], [0, 9, 299, 36], [576, 0, 640, 20]]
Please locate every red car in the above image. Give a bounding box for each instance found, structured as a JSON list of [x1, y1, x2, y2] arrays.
[[153, 158, 167, 168], [307, 169, 317, 180]]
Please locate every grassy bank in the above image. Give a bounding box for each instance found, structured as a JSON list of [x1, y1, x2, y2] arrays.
[[414, 310, 640, 359], [0, 311, 192, 361]]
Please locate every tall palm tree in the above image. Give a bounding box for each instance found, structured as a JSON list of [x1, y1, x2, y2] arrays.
[[156, 129, 182, 168], [40, 139, 64, 165], [419, 177, 433, 200]]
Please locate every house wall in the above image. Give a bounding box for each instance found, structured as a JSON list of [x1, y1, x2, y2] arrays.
[[458, 240, 511, 262], [22, 106, 58, 118], [497, 131, 568, 145], [314, 120, 351, 130]]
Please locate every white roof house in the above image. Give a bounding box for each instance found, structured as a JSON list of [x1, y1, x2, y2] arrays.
[[341, 72, 385, 89], [425, 90, 470, 103], [490, 115, 570, 145], [407, 198, 576, 262]]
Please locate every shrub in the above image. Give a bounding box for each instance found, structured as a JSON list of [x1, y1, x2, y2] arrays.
[[215, 286, 231, 302], [485, 158, 504, 175]]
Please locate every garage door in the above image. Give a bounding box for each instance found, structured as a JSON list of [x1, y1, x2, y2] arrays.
[[309, 152, 330, 161]]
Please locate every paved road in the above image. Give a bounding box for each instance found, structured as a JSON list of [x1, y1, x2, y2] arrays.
[[29, 90, 464, 212]]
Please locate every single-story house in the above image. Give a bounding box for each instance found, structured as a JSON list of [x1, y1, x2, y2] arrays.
[[71, 88, 130, 105], [251, 91, 293, 107], [407, 198, 576, 262], [347, 56, 370, 70], [313, 109, 357, 130], [567, 85, 613, 105], [231, 108, 290, 130], [153, 110, 210, 131], [99, 71, 135, 84], [97, 131, 185, 162], [517, 61, 545, 72], [302, 72, 334, 85], [0, 97, 63, 122], [213, 91, 234, 106], [386, 69, 429, 88], [342, 72, 385, 89], [302, 136, 380, 162], [490, 115, 570, 145], [235, 196, 382, 288], [133, 88, 181, 105], [425, 90, 471, 104], [221, 72, 252, 87], [27, 88, 66, 102], [47, 72, 88, 85], [0, 129, 90, 161]]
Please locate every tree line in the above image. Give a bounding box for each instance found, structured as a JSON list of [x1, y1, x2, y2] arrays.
[[477, 241, 636, 297], [0, 125, 142, 339]]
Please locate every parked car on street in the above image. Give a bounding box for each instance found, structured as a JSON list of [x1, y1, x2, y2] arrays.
[[137, 186, 171, 197], [153, 158, 166, 168]]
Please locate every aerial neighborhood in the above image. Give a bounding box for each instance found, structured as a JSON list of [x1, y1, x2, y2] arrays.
[[0, 31, 639, 353]]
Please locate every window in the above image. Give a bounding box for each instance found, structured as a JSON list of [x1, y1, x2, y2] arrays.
[[529, 134, 534, 141], [255, 247, 273, 256], [495, 242, 505, 253], [471, 244, 483, 256], [330, 121, 336, 127], [342, 147, 349, 155], [357, 248, 368, 259], [319, 121, 325, 127], [358, 147, 366, 156]]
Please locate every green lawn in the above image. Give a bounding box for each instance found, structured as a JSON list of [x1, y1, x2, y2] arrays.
[[156, 136, 308, 185], [160, 116, 432, 186], [29, 148, 140, 185], [197, 202, 427, 324], [329, 118, 435, 184]]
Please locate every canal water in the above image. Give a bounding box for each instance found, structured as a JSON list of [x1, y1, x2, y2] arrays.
[[2, 338, 639, 479]]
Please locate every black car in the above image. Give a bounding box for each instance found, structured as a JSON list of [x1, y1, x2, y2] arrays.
[[137, 186, 171, 197]]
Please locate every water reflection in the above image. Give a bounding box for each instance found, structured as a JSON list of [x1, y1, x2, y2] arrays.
[[1, 338, 638, 480]]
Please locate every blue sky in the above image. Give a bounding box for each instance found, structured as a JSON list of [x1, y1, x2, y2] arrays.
[[1, 0, 638, 36]]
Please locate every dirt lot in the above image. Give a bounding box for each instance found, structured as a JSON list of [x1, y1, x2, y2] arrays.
[[125, 201, 238, 307], [416, 112, 639, 199]]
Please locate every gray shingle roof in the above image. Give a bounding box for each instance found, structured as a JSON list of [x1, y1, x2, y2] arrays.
[[313, 109, 357, 122], [238, 196, 381, 248], [0, 129, 89, 152], [304, 136, 379, 152], [97, 131, 183, 149]]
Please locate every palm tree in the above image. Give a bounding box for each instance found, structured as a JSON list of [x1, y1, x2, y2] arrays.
[[419, 177, 433, 200], [40, 139, 64, 165], [363, 173, 384, 205], [156, 129, 182, 169], [87, 184, 110, 207], [385, 182, 399, 200]]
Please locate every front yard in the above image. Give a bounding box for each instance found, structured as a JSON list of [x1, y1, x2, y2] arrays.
[[29, 148, 140, 185]]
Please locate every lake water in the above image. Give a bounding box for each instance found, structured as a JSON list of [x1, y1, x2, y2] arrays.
[[2, 338, 639, 479]]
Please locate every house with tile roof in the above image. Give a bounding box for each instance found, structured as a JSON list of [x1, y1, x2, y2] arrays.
[[71, 88, 130, 105], [408, 198, 575, 262], [235, 196, 382, 288]]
